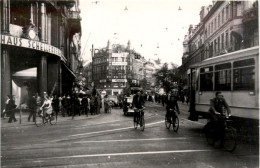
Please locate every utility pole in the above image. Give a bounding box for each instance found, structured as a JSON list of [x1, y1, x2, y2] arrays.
[[91, 44, 94, 86]]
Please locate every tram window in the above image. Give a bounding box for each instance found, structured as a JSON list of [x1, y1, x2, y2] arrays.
[[200, 66, 213, 91], [233, 59, 255, 90], [215, 63, 231, 90]]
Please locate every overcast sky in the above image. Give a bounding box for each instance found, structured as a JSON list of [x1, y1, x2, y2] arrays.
[[79, 0, 212, 66]]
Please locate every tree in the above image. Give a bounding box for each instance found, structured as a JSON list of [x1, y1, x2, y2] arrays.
[[153, 63, 180, 94]]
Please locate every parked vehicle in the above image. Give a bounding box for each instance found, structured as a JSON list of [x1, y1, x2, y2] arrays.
[[107, 95, 119, 107], [123, 95, 134, 116]]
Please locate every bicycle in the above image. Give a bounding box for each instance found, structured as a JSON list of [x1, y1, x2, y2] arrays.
[[165, 109, 179, 132], [35, 110, 57, 127], [204, 114, 237, 152], [133, 108, 145, 131]]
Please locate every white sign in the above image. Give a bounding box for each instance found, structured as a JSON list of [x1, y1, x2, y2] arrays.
[[112, 62, 127, 65], [112, 79, 127, 82], [100, 79, 106, 83], [112, 52, 128, 57], [1, 35, 65, 61]]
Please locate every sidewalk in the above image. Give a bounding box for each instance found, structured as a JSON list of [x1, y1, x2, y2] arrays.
[[1, 109, 101, 128]]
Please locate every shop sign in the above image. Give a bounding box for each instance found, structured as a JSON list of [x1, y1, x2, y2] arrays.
[[100, 79, 106, 83], [1, 34, 65, 61], [112, 79, 127, 82], [112, 52, 128, 57], [112, 62, 127, 65]]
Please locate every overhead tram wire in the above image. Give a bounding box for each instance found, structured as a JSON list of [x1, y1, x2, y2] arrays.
[[81, 32, 91, 59]]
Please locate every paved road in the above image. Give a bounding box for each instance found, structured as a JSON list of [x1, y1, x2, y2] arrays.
[[1, 102, 259, 168]]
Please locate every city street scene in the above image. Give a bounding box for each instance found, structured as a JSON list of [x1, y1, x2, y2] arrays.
[[1, 0, 259, 168]]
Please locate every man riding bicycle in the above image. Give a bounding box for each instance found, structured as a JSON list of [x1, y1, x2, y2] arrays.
[[166, 90, 180, 122], [208, 91, 231, 145], [132, 91, 145, 122]]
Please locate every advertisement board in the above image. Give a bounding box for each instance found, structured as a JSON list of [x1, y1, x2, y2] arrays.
[[112, 79, 127, 82]]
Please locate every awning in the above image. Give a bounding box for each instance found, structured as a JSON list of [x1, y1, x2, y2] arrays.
[[61, 63, 77, 79]]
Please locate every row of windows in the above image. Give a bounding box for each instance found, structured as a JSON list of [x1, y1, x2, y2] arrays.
[[199, 58, 255, 91], [206, 3, 231, 38], [205, 30, 230, 58]]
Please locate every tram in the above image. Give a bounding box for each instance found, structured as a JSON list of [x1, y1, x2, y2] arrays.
[[188, 46, 259, 121]]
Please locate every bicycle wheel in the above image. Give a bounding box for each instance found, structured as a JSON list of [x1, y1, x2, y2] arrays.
[[206, 127, 215, 145], [134, 117, 138, 129], [165, 115, 171, 129], [223, 126, 237, 152], [173, 116, 179, 132], [35, 113, 44, 127], [140, 116, 145, 131], [50, 113, 57, 125]]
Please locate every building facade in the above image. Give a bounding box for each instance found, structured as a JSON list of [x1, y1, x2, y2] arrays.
[[179, 1, 258, 86], [92, 40, 159, 95], [1, 0, 82, 108]]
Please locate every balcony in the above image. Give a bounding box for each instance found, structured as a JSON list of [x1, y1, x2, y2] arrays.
[[68, 11, 81, 34], [243, 6, 258, 24]]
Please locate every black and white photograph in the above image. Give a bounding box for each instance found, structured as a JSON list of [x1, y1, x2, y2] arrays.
[[1, 0, 259, 167]]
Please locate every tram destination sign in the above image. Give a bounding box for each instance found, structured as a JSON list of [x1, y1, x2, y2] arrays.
[[1, 35, 65, 61]]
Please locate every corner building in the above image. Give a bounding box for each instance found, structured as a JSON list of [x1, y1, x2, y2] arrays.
[[1, 0, 81, 108]]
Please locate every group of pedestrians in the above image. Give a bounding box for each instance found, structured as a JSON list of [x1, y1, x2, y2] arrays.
[[1, 90, 105, 123]]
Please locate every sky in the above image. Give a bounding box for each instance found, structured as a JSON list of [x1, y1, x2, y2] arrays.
[[79, 0, 212, 66]]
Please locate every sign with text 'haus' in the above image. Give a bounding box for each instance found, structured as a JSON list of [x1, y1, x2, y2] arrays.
[[1, 34, 65, 61]]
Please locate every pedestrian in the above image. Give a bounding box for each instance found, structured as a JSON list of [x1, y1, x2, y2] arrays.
[[71, 94, 80, 119], [36, 93, 42, 116], [28, 94, 37, 122], [90, 94, 95, 115], [61, 94, 66, 117], [66, 95, 71, 116], [6, 95, 17, 123], [81, 94, 89, 116], [52, 95, 60, 116], [97, 92, 101, 114]]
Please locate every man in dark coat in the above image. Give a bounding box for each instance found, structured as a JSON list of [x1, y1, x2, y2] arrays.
[[28, 94, 37, 122], [6, 95, 17, 123], [132, 91, 145, 122]]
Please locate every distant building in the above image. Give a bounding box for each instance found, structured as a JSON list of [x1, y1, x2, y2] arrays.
[[1, 0, 82, 109]]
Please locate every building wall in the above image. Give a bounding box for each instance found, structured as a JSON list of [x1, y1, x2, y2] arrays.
[[1, 0, 81, 109], [179, 1, 258, 86]]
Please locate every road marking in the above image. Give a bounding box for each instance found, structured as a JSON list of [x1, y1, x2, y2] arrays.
[[72, 119, 124, 128], [27, 150, 211, 161], [74, 137, 187, 144], [69, 121, 164, 137]]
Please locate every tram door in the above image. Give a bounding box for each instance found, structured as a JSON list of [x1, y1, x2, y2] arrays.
[[188, 68, 198, 121]]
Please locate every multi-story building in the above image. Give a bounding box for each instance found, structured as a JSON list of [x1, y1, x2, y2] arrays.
[[92, 40, 156, 95], [1, 0, 82, 108], [179, 1, 258, 86]]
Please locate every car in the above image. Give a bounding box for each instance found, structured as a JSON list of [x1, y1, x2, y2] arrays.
[[107, 95, 119, 107], [123, 95, 135, 116]]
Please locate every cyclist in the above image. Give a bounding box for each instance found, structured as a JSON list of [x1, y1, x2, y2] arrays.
[[166, 90, 180, 122], [132, 91, 145, 123], [40, 94, 53, 117], [208, 91, 231, 145]]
